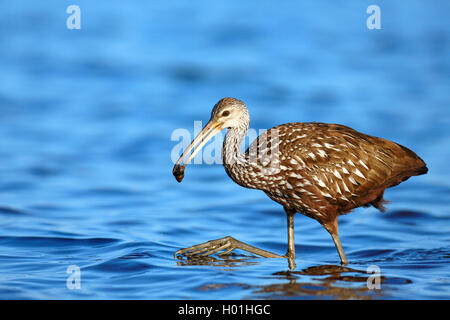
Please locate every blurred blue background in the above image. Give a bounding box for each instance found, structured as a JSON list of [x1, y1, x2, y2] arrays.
[[0, 0, 449, 299]]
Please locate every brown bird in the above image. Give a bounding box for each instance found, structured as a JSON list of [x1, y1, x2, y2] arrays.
[[173, 97, 427, 267]]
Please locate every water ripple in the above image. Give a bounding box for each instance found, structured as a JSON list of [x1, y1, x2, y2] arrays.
[[0, 0, 448, 299]]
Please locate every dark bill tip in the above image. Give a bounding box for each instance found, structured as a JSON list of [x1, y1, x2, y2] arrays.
[[172, 164, 186, 183]]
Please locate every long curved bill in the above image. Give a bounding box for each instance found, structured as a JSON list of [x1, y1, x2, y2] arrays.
[[172, 120, 223, 182]]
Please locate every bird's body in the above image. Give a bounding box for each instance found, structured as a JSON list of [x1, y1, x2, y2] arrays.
[[173, 97, 427, 267], [225, 121, 427, 225]]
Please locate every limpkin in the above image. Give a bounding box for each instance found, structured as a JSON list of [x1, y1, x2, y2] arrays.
[[173, 97, 427, 267]]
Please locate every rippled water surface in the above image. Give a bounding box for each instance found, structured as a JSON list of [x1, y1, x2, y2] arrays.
[[0, 1, 449, 299]]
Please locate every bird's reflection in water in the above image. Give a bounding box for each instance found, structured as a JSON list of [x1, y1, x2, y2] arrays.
[[175, 254, 260, 268], [176, 254, 406, 299], [261, 265, 387, 299]]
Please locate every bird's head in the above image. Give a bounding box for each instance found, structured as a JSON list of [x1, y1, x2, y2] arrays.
[[210, 97, 249, 130], [172, 97, 249, 182]]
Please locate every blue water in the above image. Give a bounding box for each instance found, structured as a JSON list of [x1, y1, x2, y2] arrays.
[[0, 1, 449, 299]]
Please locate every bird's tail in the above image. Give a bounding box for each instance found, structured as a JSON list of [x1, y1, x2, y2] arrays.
[[387, 143, 428, 187]]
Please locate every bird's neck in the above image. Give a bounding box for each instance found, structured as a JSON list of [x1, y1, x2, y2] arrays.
[[222, 126, 258, 189], [223, 127, 246, 166]]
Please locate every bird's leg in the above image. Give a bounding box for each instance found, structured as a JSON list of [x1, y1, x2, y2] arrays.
[[331, 233, 348, 265], [174, 236, 284, 259], [323, 217, 348, 265], [284, 209, 297, 269], [175, 209, 299, 270]]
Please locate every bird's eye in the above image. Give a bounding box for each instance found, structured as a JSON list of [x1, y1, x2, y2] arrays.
[[222, 111, 230, 117]]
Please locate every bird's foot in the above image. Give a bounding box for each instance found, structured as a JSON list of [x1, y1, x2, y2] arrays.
[[174, 236, 236, 258], [174, 236, 284, 259], [283, 252, 296, 270]]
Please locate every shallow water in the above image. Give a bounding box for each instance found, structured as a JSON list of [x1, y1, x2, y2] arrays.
[[0, 1, 449, 299]]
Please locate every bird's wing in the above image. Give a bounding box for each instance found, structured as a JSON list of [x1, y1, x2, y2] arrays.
[[268, 122, 408, 208]]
